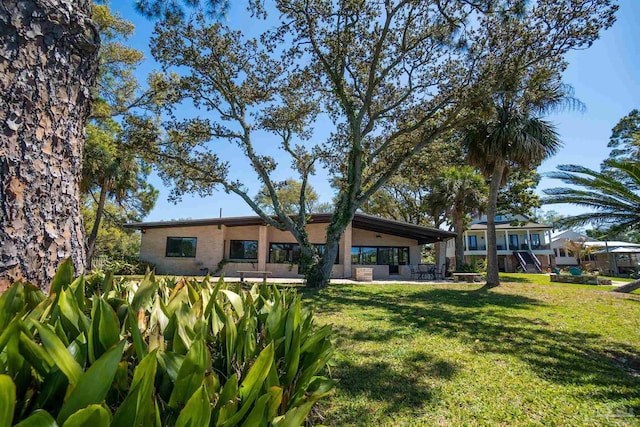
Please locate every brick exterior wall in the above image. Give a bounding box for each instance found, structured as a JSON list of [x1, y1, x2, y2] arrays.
[[139, 221, 421, 279]]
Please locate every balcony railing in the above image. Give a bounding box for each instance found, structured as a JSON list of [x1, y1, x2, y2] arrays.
[[465, 244, 550, 252]]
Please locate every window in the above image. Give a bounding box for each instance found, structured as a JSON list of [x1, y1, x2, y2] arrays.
[[166, 237, 197, 257], [509, 234, 519, 250], [270, 243, 339, 264], [313, 244, 340, 264], [229, 240, 258, 260], [351, 246, 409, 266], [531, 233, 541, 249], [269, 243, 300, 263], [468, 235, 478, 250], [558, 248, 566, 257]]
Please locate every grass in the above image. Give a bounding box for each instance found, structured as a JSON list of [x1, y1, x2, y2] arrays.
[[300, 275, 640, 426]]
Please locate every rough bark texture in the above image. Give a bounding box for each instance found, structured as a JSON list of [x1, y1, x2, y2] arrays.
[[0, 1, 98, 291], [453, 215, 465, 271], [306, 216, 350, 289], [484, 163, 506, 288]]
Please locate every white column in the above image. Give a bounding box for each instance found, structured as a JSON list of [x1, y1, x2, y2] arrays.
[[483, 230, 487, 252], [464, 231, 468, 252], [505, 229, 509, 251], [526, 229, 531, 250], [257, 225, 268, 271]]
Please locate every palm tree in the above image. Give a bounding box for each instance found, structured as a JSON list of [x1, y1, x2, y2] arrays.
[[543, 160, 640, 234], [463, 88, 563, 287], [428, 166, 488, 271], [544, 160, 640, 293]]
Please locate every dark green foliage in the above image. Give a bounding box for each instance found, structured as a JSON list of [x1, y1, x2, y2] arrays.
[[544, 160, 640, 235], [0, 259, 334, 426]]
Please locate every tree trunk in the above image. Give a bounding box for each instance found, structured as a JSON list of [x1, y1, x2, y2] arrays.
[[0, 1, 98, 291], [453, 214, 465, 271], [86, 184, 108, 270], [611, 280, 640, 294], [305, 215, 350, 289], [434, 241, 446, 279], [484, 163, 506, 288]]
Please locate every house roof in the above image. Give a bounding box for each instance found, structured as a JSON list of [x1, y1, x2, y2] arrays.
[[551, 230, 597, 242], [592, 246, 640, 254], [468, 221, 552, 231], [124, 212, 455, 245], [583, 240, 640, 248]]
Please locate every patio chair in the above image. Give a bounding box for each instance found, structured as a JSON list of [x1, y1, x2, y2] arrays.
[[409, 265, 428, 280], [419, 264, 436, 280]]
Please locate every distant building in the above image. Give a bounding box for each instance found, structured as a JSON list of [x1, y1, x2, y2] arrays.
[[550, 230, 598, 267], [446, 215, 554, 273], [551, 231, 640, 276]]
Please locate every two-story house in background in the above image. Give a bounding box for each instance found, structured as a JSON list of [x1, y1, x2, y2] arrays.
[[446, 215, 554, 273]]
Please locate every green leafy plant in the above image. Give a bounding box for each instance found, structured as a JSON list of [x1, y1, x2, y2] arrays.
[[0, 259, 334, 426]]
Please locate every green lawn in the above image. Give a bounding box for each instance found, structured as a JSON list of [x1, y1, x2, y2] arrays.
[[300, 275, 640, 426]]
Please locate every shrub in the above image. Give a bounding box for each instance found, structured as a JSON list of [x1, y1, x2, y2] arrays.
[[0, 259, 335, 426], [100, 256, 154, 275], [456, 263, 480, 273]]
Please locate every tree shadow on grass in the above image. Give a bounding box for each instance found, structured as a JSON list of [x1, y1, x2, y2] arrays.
[[319, 350, 457, 425], [498, 274, 539, 283], [302, 285, 640, 414]]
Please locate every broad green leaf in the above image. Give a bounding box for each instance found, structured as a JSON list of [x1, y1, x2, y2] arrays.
[[272, 400, 315, 427], [56, 341, 125, 424], [0, 374, 16, 426], [112, 350, 158, 427], [97, 298, 120, 351], [307, 377, 338, 399], [127, 307, 147, 360], [0, 317, 22, 353], [49, 258, 74, 296], [224, 312, 237, 374], [68, 275, 86, 311], [33, 370, 69, 410], [300, 325, 332, 354], [240, 392, 270, 427], [13, 410, 58, 427], [131, 272, 157, 311], [168, 336, 209, 408], [240, 342, 274, 401], [149, 294, 169, 333], [214, 374, 238, 425], [285, 326, 301, 386], [18, 332, 54, 377], [0, 283, 24, 330], [284, 297, 300, 355], [158, 352, 183, 382], [34, 322, 82, 386], [219, 343, 275, 427], [220, 290, 245, 318], [58, 289, 88, 337], [175, 385, 211, 427], [101, 271, 114, 295], [267, 386, 283, 420], [62, 404, 110, 427]]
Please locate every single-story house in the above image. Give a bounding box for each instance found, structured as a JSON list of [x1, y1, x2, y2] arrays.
[[125, 213, 455, 280], [445, 214, 554, 273]]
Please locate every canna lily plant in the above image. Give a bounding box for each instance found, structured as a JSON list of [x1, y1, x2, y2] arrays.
[[0, 259, 335, 426]]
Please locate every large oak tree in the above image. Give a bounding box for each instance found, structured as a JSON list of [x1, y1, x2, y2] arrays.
[[149, 0, 616, 288]]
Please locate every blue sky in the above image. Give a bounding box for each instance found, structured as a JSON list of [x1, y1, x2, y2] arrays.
[[113, 0, 640, 222]]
